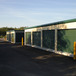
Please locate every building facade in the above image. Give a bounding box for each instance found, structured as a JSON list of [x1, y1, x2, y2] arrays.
[[6, 30, 24, 44], [24, 19, 76, 57]]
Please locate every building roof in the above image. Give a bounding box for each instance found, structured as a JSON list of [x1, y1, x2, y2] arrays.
[[25, 18, 76, 29], [6, 30, 24, 32]]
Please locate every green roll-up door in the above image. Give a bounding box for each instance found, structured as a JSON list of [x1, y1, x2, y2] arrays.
[[9, 34, 11, 42], [7, 34, 9, 41], [33, 31, 41, 46], [57, 29, 76, 54], [43, 30, 55, 49], [26, 32, 31, 44]]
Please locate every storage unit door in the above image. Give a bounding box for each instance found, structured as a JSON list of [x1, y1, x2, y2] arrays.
[[26, 32, 31, 44], [9, 34, 11, 42], [7, 34, 9, 41], [16, 33, 24, 43], [43, 30, 55, 49], [57, 29, 76, 54], [33, 31, 41, 47]]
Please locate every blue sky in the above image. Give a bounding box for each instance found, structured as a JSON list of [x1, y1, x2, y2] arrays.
[[0, 0, 76, 28]]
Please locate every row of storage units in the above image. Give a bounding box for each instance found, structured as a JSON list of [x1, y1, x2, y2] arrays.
[[24, 19, 76, 57], [6, 30, 24, 44], [6, 19, 76, 57]]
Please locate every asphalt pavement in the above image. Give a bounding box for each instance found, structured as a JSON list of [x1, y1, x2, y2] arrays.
[[0, 41, 76, 76]]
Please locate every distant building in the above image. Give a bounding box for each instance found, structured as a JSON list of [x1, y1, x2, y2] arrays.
[[6, 30, 24, 44]]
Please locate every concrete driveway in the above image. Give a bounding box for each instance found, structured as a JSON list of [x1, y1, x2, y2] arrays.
[[0, 41, 76, 76]]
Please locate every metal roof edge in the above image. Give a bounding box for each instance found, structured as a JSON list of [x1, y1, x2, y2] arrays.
[[24, 18, 76, 30]]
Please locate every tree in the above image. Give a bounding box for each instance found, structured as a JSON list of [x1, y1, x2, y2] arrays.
[[0, 26, 27, 37]]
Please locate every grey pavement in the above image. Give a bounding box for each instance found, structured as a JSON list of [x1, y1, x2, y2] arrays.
[[0, 41, 76, 76]]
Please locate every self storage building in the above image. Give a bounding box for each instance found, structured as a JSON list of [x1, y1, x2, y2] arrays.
[[6, 31, 11, 42], [6, 30, 24, 44], [24, 19, 76, 57]]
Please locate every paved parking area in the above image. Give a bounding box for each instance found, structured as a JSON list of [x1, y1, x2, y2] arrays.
[[0, 38, 4, 42], [0, 41, 76, 76]]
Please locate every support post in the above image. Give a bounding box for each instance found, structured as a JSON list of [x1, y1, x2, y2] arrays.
[[22, 37, 23, 46], [55, 29, 57, 52], [31, 32, 33, 45], [24, 31, 26, 45], [74, 42, 76, 60], [5, 37, 6, 41], [41, 30, 43, 48]]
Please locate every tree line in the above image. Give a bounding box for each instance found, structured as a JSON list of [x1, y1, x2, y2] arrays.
[[0, 27, 26, 37]]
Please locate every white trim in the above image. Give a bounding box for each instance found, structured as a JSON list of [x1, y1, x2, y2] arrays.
[[25, 44, 32, 46], [11, 42, 15, 43], [14, 32, 16, 43], [6, 40, 11, 42], [15, 31, 24, 33], [11, 42, 21, 44], [66, 22, 76, 29], [55, 29, 57, 52], [25, 44, 73, 57], [11, 34, 12, 42], [31, 32, 33, 45], [56, 50, 73, 57], [24, 22, 76, 32], [41, 30, 43, 48], [24, 30, 26, 45]]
